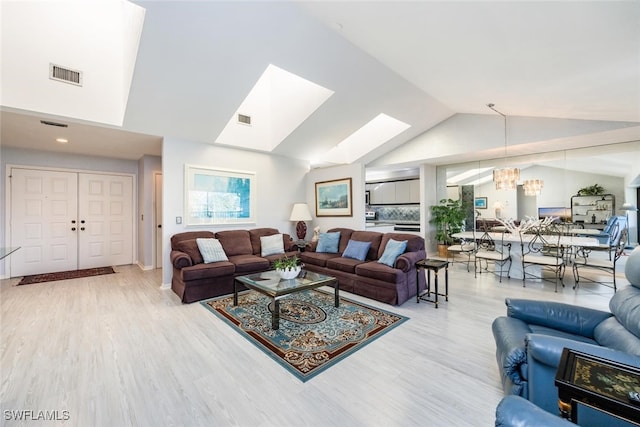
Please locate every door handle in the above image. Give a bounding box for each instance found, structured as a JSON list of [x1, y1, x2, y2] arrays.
[[158, 224, 162, 228], [71, 227, 76, 231], [71, 220, 76, 224], [80, 227, 85, 231]]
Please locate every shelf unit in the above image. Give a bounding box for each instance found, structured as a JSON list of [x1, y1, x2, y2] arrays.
[[571, 194, 615, 226]]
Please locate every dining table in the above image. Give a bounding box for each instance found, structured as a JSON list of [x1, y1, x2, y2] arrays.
[[452, 231, 600, 280]]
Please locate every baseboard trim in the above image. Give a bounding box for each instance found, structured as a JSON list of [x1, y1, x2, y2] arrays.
[[160, 282, 171, 290], [137, 262, 154, 271]]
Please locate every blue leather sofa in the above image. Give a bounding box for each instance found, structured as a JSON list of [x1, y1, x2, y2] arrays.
[[491, 247, 640, 417]]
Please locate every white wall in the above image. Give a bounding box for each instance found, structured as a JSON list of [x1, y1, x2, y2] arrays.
[[138, 155, 162, 269], [0, 146, 139, 278], [161, 138, 310, 286], [305, 163, 365, 235]]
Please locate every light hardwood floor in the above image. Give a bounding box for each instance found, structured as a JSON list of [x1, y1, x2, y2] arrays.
[[1, 253, 631, 427]]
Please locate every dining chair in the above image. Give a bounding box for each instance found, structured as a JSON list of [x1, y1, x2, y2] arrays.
[[520, 224, 565, 292], [447, 229, 476, 272], [572, 228, 628, 292], [474, 230, 511, 282]]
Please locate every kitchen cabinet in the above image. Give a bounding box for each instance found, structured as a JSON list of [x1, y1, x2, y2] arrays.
[[366, 179, 419, 205], [571, 194, 615, 225]]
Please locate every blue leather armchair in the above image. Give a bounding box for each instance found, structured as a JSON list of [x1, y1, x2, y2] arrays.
[[495, 396, 572, 427], [492, 285, 640, 415], [592, 215, 626, 245]]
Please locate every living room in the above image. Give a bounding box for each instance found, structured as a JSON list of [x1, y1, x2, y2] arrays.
[[1, 1, 640, 425]]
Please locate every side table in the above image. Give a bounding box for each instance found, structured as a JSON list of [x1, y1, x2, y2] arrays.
[[555, 347, 640, 425], [415, 259, 449, 308]]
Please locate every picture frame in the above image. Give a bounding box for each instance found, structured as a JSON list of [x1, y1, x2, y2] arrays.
[[315, 178, 353, 217], [474, 197, 488, 209], [185, 165, 256, 226]]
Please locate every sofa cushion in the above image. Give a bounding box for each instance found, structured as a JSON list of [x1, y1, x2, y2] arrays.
[[227, 254, 270, 274], [349, 231, 383, 260], [174, 239, 204, 265], [594, 317, 640, 356], [299, 251, 340, 267], [379, 233, 425, 257], [356, 261, 402, 283], [378, 239, 408, 267], [249, 228, 281, 255], [196, 238, 229, 263], [342, 239, 371, 261], [317, 232, 341, 253], [215, 230, 253, 256], [327, 228, 355, 253], [326, 256, 365, 274], [181, 261, 235, 281], [608, 285, 640, 339], [260, 234, 285, 257]]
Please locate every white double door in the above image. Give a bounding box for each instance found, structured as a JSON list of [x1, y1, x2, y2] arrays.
[[10, 168, 134, 277]]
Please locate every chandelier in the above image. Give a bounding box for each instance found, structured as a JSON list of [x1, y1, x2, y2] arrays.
[[487, 103, 520, 190], [523, 179, 544, 196]]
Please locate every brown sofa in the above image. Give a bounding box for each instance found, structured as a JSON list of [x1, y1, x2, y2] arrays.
[[170, 228, 298, 303], [300, 228, 427, 305]]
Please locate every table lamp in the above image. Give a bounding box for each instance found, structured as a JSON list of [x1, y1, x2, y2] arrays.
[[289, 203, 312, 241]]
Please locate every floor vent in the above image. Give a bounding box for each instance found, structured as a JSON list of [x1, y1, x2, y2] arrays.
[[49, 63, 83, 86], [237, 114, 251, 125], [40, 120, 68, 128]]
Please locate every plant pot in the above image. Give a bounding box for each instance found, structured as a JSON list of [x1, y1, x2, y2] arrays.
[[437, 244, 449, 258], [277, 266, 301, 280]]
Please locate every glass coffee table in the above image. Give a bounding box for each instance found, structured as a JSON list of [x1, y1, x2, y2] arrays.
[[234, 269, 338, 330]]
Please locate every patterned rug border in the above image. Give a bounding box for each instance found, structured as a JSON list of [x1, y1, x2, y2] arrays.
[[17, 267, 116, 286], [200, 289, 409, 382]]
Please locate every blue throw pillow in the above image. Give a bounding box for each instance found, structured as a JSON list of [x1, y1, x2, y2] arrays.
[[316, 232, 340, 253], [342, 239, 371, 261], [378, 239, 408, 267]]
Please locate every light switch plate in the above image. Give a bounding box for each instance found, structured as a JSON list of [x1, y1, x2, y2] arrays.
[[176, 216, 182, 224]]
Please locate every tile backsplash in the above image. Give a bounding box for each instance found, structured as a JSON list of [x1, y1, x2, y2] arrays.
[[370, 205, 420, 222]]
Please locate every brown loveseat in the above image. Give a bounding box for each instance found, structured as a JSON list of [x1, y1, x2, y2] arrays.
[[300, 228, 427, 305], [170, 228, 298, 303]]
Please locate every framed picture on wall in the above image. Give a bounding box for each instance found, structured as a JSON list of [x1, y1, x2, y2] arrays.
[[185, 164, 257, 226], [474, 197, 488, 209], [315, 178, 353, 217]]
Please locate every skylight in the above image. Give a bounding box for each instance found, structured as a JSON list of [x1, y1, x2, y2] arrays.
[[319, 113, 411, 164], [215, 64, 334, 151], [447, 167, 494, 184]]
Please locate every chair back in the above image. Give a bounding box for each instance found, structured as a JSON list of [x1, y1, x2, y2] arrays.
[[521, 224, 563, 257], [477, 230, 496, 251]]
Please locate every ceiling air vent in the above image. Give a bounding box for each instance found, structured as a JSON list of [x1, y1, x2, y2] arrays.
[[49, 63, 83, 86], [237, 114, 251, 125], [40, 120, 68, 128]]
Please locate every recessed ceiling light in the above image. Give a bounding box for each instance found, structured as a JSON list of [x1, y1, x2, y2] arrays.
[[56, 138, 68, 144]]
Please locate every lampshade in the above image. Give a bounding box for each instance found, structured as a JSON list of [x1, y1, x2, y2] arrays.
[[493, 168, 520, 190], [621, 202, 638, 211], [289, 203, 312, 221], [523, 179, 544, 196]]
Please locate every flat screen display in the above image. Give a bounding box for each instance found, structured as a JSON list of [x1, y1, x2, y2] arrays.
[[538, 207, 572, 222]]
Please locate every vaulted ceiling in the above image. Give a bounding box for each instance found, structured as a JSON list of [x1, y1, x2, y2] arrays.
[[1, 1, 639, 177]]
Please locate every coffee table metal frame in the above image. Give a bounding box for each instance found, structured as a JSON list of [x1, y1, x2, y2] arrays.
[[234, 269, 339, 330]]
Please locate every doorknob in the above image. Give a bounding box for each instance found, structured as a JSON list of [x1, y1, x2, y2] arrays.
[[71, 220, 76, 224], [71, 227, 76, 231], [158, 224, 162, 228], [80, 227, 85, 231]]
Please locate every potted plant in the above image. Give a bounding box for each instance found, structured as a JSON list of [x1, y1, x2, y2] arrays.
[[272, 255, 301, 279], [577, 184, 604, 196], [430, 198, 467, 257]]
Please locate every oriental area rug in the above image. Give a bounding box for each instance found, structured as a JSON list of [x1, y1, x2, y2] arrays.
[[201, 289, 408, 382], [17, 267, 116, 286]]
